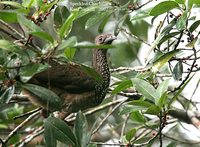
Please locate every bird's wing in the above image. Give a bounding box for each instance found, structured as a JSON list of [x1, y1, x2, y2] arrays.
[[30, 62, 97, 93]]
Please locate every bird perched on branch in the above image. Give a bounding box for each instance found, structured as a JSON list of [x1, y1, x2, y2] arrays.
[[23, 34, 116, 118]]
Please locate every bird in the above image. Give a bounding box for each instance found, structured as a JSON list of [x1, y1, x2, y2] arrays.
[[23, 34, 116, 118]]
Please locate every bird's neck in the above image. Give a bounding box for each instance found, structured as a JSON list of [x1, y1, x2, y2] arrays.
[[92, 49, 110, 85]]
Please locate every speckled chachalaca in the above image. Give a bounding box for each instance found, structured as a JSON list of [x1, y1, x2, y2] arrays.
[[23, 34, 116, 118]]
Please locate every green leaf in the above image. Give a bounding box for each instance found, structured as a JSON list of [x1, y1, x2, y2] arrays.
[[80, 64, 103, 82], [185, 37, 198, 48], [56, 36, 77, 54], [149, 19, 176, 52], [129, 100, 153, 107], [152, 50, 179, 73], [44, 119, 57, 147], [120, 100, 153, 115], [59, 36, 77, 48], [0, 10, 18, 23], [172, 61, 183, 81], [176, 11, 187, 30], [157, 92, 168, 108], [132, 78, 159, 102], [85, 10, 112, 30], [125, 128, 136, 141], [168, 75, 194, 107], [77, 4, 99, 18], [22, 84, 62, 111], [75, 111, 89, 147], [59, 8, 79, 39], [75, 43, 115, 49], [0, 40, 14, 51], [17, 14, 43, 32], [149, 1, 179, 16], [54, 6, 70, 29], [146, 105, 160, 115], [174, 0, 185, 4], [30, 31, 54, 43], [22, 0, 35, 8], [0, 86, 15, 104], [157, 79, 170, 97], [19, 63, 50, 82], [131, 9, 151, 21], [98, 12, 112, 33], [161, 19, 177, 34], [158, 32, 180, 47], [111, 80, 132, 94], [44, 116, 77, 147], [130, 111, 146, 123], [189, 20, 200, 33], [0, 1, 23, 9], [87, 143, 97, 147], [0, 40, 21, 52], [188, 0, 200, 9], [166, 142, 177, 147], [64, 47, 76, 60], [120, 105, 148, 115]]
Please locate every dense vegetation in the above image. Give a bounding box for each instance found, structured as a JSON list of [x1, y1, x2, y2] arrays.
[[0, 0, 200, 146]]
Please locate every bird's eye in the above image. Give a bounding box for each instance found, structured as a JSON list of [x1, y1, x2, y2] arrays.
[[99, 37, 103, 41]]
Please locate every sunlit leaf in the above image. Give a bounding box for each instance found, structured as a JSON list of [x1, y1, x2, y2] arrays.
[[132, 78, 159, 102], [64, 47, 76, 60], [120, 105, 148, 115], [130, 111, 146, 123], [131, 9, 151, 21], [188, 0, 200, 9], [149, 1, 179, 16], [157, 92, 168, 108], [146, 105, 160, 115], [157, 79, 170, 97], [125, 128, 136, 141], [152, 50, 179, 73], [30, 31, 54, 43], [176, 11, 187, 30], [174, 0, 185, 4], [111, 80, 132, 94], [59, 8, 79, 39], [0, 1, 23, 9], [0, 10, 17, 22], [0, 40, 21, 53]]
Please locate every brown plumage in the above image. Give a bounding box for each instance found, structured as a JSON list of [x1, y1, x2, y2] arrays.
[[24, 34, 116, 118]]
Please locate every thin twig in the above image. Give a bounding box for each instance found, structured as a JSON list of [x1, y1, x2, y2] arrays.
[[17, 127, 44, 147], [14, 108, 41, 120], [92, 98, 128, 135], [0, 19, 25, 39], [4, 111, 40, 144]]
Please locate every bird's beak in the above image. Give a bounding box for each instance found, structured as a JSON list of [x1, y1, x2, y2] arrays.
[[104, 35, 117, 44]]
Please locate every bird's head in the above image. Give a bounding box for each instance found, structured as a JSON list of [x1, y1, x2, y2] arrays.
[[95, 34, 116, 45]]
